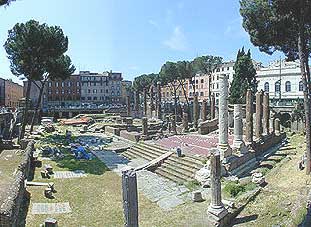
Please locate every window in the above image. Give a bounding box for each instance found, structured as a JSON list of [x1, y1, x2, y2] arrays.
[[61, 90, 64, 94], [299, 81, 304, 91], [285, 81, 291, 92], [77, 81, 80, 86], [56, 82, 59, 87], [93, 97, 97, 100], [88, 89, 91, 94], [87, 97, 92, 100], [201, 79, 204, 83], [68, 82, 71, 86], [264, 82, 269, 92], [93, 89, 97, 93], [48, 82, 52, 87], [222, 67, 224, 71], [227, 67, 230, 70], [56, 90, 59, 94], [61, 82, 64, 87], [200, 92, 204, 96], [275, 81, 281, 92], [189, 92, 192, 96]]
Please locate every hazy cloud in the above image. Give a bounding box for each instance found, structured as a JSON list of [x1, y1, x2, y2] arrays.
[[148, 19, 160, 29], [163, 26, 187, 51]]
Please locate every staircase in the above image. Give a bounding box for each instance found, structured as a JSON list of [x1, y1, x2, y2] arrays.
[[122, 142, 204, 183]]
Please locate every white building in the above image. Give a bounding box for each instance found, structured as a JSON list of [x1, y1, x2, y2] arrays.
[[257, 60, 304, 105]]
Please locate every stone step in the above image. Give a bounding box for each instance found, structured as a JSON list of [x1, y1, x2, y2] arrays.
[[123, 149, 154, 161], [148, 143, 204, 162], [138, 142, 204, 167], [164, 159, 201, 173], [130, 146, 161, 160], [133, 144, 165, 157], [154, 168, 190, 183], [167, 155, 204, 170], [160, 162, 194, 179], [122, 152, 136, 160], [155, 167, 191, 183]]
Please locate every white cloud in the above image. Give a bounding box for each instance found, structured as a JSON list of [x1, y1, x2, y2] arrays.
[[163, 26, 187, 51], [148, 19, 159, 29]]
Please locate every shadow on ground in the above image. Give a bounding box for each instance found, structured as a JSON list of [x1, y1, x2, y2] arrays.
[[231, 214, 258, 226]]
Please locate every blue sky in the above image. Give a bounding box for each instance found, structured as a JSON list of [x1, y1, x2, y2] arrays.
[[0, 0, 282, 84]]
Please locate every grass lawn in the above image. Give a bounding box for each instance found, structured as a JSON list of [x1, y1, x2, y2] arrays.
[[233, 134, 311, 226], [23, 131, 210, 227]]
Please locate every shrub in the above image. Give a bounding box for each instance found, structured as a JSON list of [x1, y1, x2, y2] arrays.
[[224, 181, 245, 197]]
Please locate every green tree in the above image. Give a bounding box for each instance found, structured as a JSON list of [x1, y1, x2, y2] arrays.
[[0, 0, 15, 6], [159, 61, 180, 119], [176, 60, 194, 108], [240, 0, 311, 174], [229, 48, 257, 104], [4, 20, 75, 139]]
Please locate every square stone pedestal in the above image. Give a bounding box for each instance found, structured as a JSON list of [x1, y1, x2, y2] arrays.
[[218, 144, 232, 164], [207, 205, 229, 226]]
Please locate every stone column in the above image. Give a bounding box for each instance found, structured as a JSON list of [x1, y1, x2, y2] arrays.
[[218, 75, 231, 160], [275, 118, 280, 135], [262, 92, 270, 135], [143, 88, 147, 116], [127, 96, 131, 116], [171, 115, 177, 135], [134, 91, 140, 112], [211, 94, 216, 119], [149, 86, 155, 117], [142, 117, 148, 136], [193, 94, 199, 129], [182, 111, 189, 132], [233, 104, 246, 152], [255, 91, 263, 139], [201, 99, 207, 121], [68, 112, 73, 119], [208, 148, 228, 220], [157, 82, 162, 120], [245, 89, 253, 145]]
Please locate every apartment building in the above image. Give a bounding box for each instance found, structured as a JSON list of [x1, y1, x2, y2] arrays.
[[1, 79, 23, 108], [188, 73, 211, 102]]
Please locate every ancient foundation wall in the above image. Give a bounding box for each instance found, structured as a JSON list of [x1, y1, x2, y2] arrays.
[[120, 130, 140, 142], [105, 126, 121, 136], [0, 141, 34, 227]]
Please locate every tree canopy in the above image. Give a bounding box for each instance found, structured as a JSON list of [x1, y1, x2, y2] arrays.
[[229, 48, 257, 104], [133, 73, 158, 92], [192, 55, 223, 74], [0, 0, 15, 6]]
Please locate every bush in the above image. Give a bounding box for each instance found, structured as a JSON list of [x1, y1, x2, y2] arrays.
[[224, 181, 257, 197]]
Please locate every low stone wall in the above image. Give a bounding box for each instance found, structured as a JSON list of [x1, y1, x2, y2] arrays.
[[0, 141, 34, 227], [253, 133, 286, 156], [120, 130, 140, 142], [198, 118, 218, 135], [105, 126, 121, 136]]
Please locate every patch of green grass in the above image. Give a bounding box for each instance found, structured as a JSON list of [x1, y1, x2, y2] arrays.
[[185, 179, 201, 191], [258, 167, 270, 176], [224, 181, 258, 198], [293, 207, 308, 226]]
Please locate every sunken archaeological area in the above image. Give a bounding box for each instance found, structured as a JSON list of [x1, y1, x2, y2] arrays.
[[1, 74, 306, 227]]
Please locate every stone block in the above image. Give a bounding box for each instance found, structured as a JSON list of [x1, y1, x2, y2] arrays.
[[105, 126, 121, 136], [198, 119, 218, 135], [120, 130, 140, 142]]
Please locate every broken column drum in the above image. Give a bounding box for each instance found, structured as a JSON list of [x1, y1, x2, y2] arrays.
[[233, 104, 245, 149], [142, 117, 148, 136], [208, 148, 228, 220], [262, 92, 270, 135], [245, 89, 253, 144], [201, 99, 207, 121], [255, 91, 263, 139], [218, 74, 231, 159]]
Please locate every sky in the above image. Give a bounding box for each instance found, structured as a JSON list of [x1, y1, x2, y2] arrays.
[[0, 0, 283, 84]]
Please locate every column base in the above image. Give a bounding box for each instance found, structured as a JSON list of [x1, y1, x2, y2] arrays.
[[233, 140, 248, 155], [218, 144, 232, 163], [208, 204, 228, 221]]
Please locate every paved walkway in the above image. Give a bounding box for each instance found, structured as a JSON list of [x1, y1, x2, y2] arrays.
[[92, 150, 191, 211]]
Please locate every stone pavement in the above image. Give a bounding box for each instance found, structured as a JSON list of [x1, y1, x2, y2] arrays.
[[92, 150, 192, 211], [32, 202, 72, 214]]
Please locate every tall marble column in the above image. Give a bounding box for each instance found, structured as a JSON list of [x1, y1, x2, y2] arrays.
[[182, 110, 189, 132], [275, 118, 281, 135], [143, 88, 147, 116], [134, 91, 140, 112], [193, 94, 199, 129], [211, 94, 216, 120], [201, 99, 207, 121], [142, 117, 148, 136], [218, 75, 232, 160], [208, 148, 228, 220], [157, 82, 162, 120], [255, 91, 263, 139], [126, 96, 131, 116], [233, 104, 246, 153], [149, 86, 155, 117], [262, 92, 270, 135], [245, 89, 253, 145]]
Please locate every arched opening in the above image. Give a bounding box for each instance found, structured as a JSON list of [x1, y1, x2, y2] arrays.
[[264, 82, 269, 92], [285, 81, 291, 92]]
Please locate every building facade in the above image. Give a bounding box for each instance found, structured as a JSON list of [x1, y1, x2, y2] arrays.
[[161, 80, 189, 103], [257, 60, 303, 105], [188, 73, 211, 102], [4, 79, 23, 108]]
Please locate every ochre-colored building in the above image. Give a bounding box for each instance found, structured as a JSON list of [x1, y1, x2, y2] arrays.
[[5, 79, 23, 108]]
